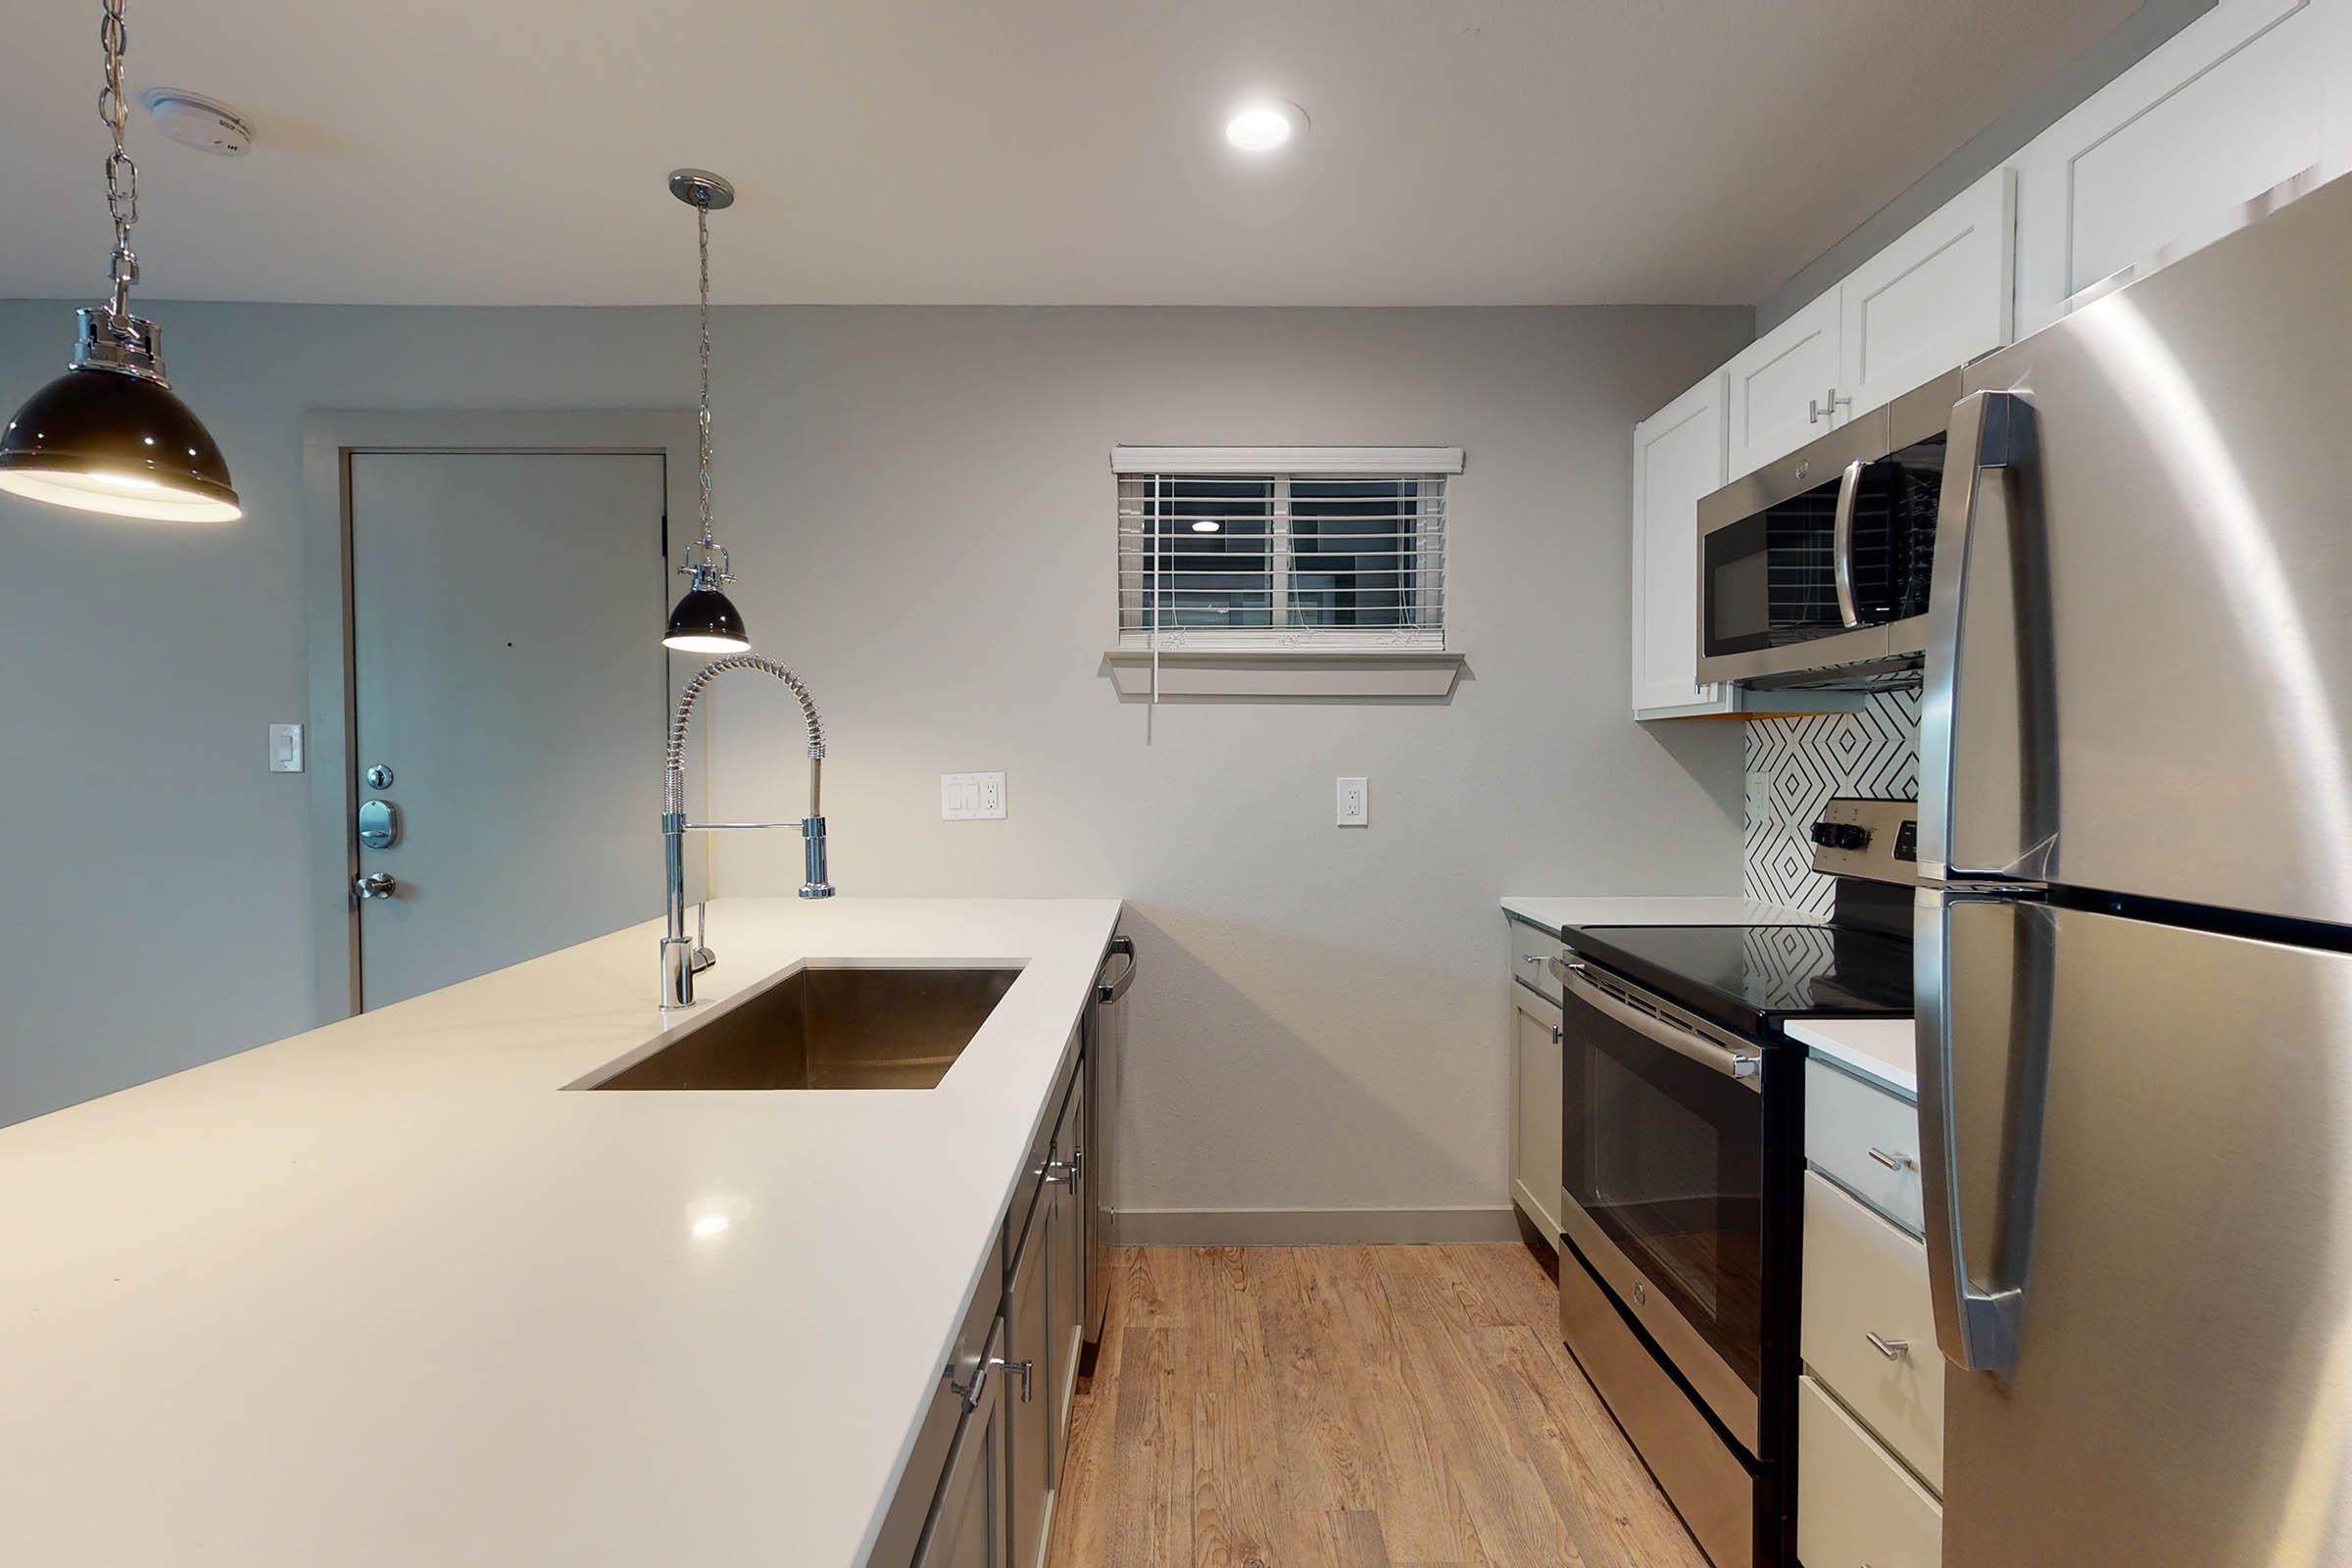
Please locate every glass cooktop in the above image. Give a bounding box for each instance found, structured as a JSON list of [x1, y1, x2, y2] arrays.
[[1564, 922, 1915, 1038]]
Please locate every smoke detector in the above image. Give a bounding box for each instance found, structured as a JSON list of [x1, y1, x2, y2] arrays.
[[143, 89, 253, 156]]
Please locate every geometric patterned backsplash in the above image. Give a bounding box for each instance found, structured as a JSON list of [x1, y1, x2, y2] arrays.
[[1741, 688, 1921, 916]]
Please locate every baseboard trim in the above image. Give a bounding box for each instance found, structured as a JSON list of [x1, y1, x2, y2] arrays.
[[1114, 1205, 1522, 1246]]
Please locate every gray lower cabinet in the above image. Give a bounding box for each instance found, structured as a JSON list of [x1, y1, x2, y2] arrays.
[[1044, 1060, 1087, 1464], [879, 1030, 1091, 1568], [910, 1316, 1007, 1568], [1006, 1175, 1052, 1568]]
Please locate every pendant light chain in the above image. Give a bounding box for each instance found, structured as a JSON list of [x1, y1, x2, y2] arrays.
[[98, 0, 140, 317], [695, 197, 717, 556]]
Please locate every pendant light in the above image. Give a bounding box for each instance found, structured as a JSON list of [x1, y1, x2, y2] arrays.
[[0, 0, 238, 522], [662, 169, 752, 654]]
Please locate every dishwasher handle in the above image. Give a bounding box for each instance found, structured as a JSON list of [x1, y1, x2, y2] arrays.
[[1096, 935, 1136, 1004]]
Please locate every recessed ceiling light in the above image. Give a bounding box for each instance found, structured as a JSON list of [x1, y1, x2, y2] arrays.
[[1225, 100, 1307, 153]]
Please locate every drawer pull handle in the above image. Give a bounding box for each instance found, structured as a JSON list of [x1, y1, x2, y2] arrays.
[[1867, 1147, 1917, 1171], [1866, 1331, 1910, 1361]]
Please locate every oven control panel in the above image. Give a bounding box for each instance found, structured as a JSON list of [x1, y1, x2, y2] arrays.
[[1807, 797, 1923, 885]]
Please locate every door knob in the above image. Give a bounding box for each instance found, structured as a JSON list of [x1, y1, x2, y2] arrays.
[[355, 872, 398, 901]]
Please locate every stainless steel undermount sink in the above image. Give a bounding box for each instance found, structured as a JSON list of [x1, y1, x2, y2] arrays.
[[576, 963, 1023, 1091]]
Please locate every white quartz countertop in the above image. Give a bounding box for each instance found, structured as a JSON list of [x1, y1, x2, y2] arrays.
[[1788, 1016, 1919, 1099], [0, 896, 1122, 1568], [1499, 894, 1824, 936]]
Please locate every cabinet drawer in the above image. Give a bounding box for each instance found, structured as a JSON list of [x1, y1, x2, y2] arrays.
[[1802, 1171, 1943, 1489], [1797, 1374, 1942, 1568], [1509, 917, 1562, 1003], [1805, 1057, 1924, 1234]]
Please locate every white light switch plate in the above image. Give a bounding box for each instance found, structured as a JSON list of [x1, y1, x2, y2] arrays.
[[269, 723, 305, 774], [1337, 776, 1369, 826], [942, 771, 1006, 820]]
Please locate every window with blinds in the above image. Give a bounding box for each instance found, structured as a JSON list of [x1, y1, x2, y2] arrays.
[[1113, 449, 1456, 651]]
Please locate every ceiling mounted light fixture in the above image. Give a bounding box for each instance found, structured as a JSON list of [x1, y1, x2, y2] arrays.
[[662, 169, 753, 655], [0, 0, 239, 523], [1224, 99, 1307, 154]]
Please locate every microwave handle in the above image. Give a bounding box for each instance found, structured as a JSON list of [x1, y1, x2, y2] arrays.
[[1831, 458, 1866, 628]]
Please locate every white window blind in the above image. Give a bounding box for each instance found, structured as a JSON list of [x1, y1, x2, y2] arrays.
[[1111, 448, 1459, 652]]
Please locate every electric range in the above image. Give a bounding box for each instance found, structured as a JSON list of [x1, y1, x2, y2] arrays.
[[1549, 798, 1919, 1568]]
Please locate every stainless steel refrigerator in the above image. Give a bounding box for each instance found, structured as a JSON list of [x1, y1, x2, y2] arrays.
[[1915, 171, 2352, 1566]]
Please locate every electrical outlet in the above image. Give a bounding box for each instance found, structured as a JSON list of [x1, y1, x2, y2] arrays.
[[942, 771, 1007, 820], [269, 723, 305, 774], [1337, 776, 1369, 827]]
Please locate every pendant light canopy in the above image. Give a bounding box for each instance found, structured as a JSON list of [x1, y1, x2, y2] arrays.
[[0, 0, 238, 523], [662, 169, 751, 655]]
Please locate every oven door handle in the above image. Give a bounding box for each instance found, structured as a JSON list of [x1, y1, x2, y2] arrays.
[[1559, 966, 1763, 1090], [1832, 457, 1867, 628]]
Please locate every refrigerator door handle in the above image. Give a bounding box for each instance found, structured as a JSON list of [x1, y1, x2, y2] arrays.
[[1831, 458, 1867, 628], [1918, 389, 2050, 884], [1916, 889, 2052, 1376]]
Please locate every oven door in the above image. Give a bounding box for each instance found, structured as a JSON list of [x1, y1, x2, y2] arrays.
[[1557, 958, 1768, 1454]]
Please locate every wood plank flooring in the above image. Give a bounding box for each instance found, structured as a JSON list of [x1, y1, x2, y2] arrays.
[[1048, 1245, 1709, 1568]]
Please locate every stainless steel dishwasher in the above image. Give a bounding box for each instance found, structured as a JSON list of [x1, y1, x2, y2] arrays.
[[1083, 933, 1134, 1351]]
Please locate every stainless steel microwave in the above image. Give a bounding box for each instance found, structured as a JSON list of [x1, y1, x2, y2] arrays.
[[1696, 368, 1963, 687]]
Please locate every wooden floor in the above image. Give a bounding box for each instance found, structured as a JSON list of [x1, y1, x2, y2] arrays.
[[1047, 1244, 1709, 1568]]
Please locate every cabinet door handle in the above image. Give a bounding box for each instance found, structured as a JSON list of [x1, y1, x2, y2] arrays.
[[1043, 1158, 1079, 1191], [1868, 1147, 1918, 1171], [1809, 387, 1852, 424], [1550, 1024, 1563, 1045], [988, 1354, 1033, 1402], [1866, 1331, 1910, 1360]]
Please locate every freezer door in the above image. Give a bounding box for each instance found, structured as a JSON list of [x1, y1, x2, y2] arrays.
[[1921, 172, 2352, 924], [1922, 894, 2352, 1567]]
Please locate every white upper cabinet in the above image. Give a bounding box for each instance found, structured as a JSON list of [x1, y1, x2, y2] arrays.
[[1630, 372, 1734, 719], [1727, 171, 2016, 479], [1838, 169, 2014, 419], [2013, 0, 2345, 333], [1723, 291, 1842, 478]]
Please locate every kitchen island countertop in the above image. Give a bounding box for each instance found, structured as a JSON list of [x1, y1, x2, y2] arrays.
[[0, 896, 1121, 1567]]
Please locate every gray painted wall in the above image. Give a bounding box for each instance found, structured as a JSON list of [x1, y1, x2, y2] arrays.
[[0, 299, 1750, 1224], [1755, 0, 2212, 332]]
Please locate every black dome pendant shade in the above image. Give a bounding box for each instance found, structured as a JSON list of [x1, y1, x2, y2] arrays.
[[0, 345, 240, 523], [662, 580, 751, 654], [4, 4, 238, 526]]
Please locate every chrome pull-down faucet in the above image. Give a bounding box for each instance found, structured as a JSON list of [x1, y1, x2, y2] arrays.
[[661, 655, 833, 1008]]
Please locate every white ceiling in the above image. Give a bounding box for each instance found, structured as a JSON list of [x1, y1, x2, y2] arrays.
[[0, 0, 2138, 308]]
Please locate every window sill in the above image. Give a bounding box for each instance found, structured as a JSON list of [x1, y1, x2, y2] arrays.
[[1102, 648, 1466, 700]]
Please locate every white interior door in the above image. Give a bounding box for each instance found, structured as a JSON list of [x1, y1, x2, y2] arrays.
[[349, 451, 669, 1010]]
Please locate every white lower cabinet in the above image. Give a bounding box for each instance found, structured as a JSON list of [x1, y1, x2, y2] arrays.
[[1800, 1056, 1942, 1566], [1507, 943, 1564, 1248], [1801, 1172, 1943, 1488], [1797, 1374, 1943, 1568]]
